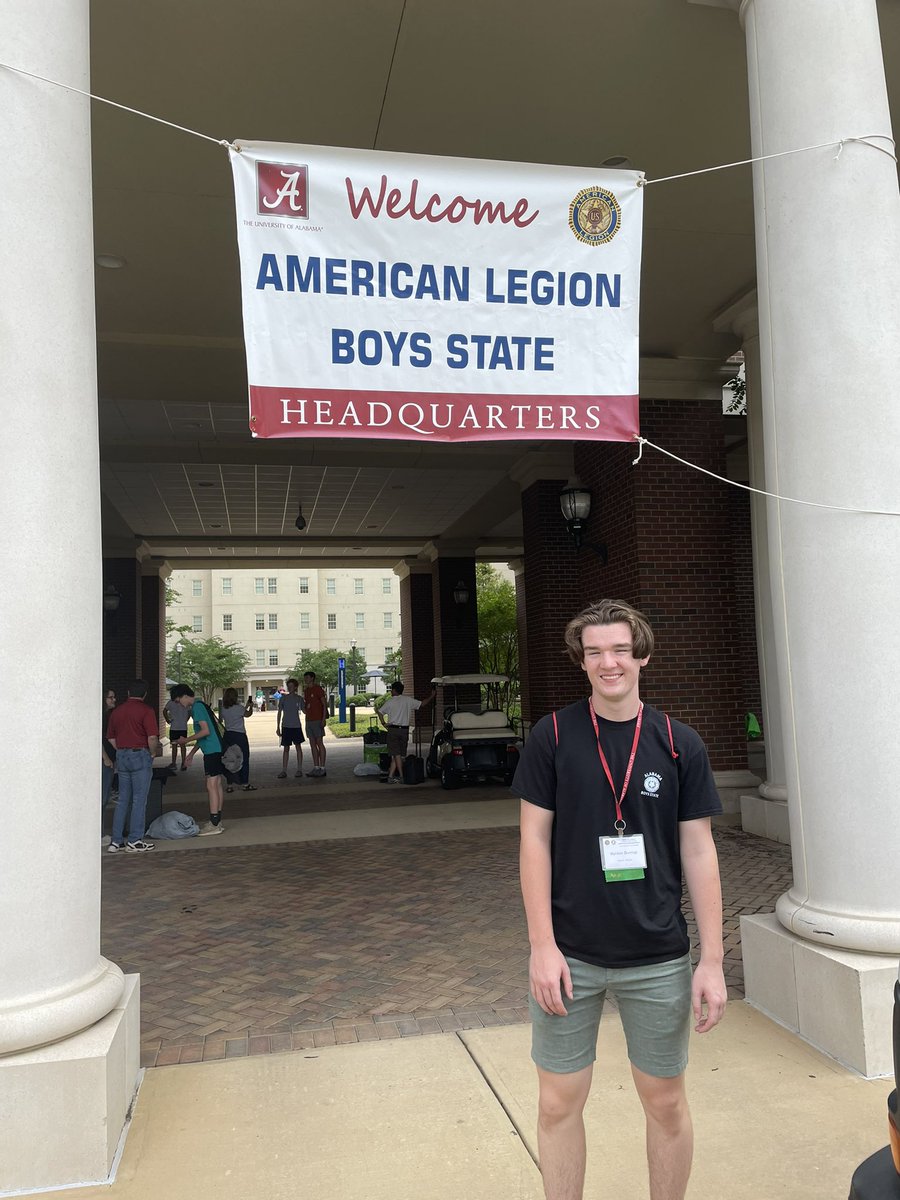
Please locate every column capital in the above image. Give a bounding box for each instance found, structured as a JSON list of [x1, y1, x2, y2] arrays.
[[713, 290, 759, 342], [421, 539, 478, 562], [508, 448, 573, 492], [506, 557, 525, 577], [639, 355, 734, 401], [393, 558, 434, 582]]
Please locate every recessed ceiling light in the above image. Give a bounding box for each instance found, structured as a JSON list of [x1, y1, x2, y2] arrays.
[[197, 481, 214, 487], [216, 546, 228, 550], [367, 524, 378, 529], [210, 523, 223, 529], [95, 254, 127, 269], [391, 485, 404, 490], [184, 423, 202, 431]]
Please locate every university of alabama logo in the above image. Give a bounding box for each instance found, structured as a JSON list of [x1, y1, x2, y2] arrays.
[[642, 771, 662, 797], [257, 161, 309, 219]]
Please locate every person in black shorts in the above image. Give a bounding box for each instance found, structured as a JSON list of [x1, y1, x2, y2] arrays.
[[276, 678, 306, 778], [515, 599, 726, 1200]]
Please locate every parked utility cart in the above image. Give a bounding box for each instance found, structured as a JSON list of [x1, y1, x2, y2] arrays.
[[425, 674, 521, 790]]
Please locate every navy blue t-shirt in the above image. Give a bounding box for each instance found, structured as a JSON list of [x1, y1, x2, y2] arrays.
[[513, 700, 722, 968]]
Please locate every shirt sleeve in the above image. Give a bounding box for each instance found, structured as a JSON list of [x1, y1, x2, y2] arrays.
[[142, 706, 159, 738], [411, 698, 422, 711], [510, 716, 557, 811], [675, 725, 723, 820]]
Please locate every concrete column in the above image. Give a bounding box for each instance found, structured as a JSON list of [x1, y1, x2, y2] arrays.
[[0, 1, 139, 1189], [508, 558, 530, 733], [716, 0, 900, 1075], [715, 297, 790, 843]]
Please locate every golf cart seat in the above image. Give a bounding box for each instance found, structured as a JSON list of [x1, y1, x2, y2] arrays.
[[447, 710, 519, 742]]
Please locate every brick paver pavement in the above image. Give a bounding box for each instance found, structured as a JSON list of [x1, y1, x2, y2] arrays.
[[101, 823, 792, 1067]]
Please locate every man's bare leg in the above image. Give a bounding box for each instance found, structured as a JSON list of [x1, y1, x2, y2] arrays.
[[631, 1065, 693, 1200], [536, 1065, 592, 1200]]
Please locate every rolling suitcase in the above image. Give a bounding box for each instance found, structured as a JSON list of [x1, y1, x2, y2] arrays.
[[402, 753, 425, 785]]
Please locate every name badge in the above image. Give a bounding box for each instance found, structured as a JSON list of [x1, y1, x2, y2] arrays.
[[599, 834, 647, 882]]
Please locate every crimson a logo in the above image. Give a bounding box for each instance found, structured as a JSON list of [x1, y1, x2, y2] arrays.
[[256, 161, 309, 219]]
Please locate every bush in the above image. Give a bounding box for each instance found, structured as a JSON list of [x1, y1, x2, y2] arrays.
[[347, 693, 372, 706], [325, 717, 363, 738]]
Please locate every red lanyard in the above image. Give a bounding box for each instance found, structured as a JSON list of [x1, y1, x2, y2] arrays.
[[588, 700, 644, 831]]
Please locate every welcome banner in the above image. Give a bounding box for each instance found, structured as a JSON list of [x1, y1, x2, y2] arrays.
[[229, 141, 643, 442]]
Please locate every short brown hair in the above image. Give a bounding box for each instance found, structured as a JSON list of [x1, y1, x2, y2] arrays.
[[563, 599, 654, 665]]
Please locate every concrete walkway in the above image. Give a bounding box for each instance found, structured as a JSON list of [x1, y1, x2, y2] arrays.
[[74, 722, 894, 1199]]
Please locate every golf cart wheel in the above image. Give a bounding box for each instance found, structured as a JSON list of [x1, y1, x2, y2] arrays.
[[440, 763, 460, 790], [425, 757, 440, 779]]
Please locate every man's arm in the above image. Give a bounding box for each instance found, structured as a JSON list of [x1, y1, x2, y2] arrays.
[[520, 800, 572, 1016], [680, 817, 726, 1033], [276, 698, 283, 735]]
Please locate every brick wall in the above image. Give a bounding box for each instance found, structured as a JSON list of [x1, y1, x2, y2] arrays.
[[400, 570, 435, 730], [102, 557, 142, 701], [141, 573, 166, 727], [729, 490, 762, 730], [431, 557, 479, 712]]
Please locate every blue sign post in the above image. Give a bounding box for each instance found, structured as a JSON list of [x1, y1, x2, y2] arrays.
[[338, 657, 346, 723]]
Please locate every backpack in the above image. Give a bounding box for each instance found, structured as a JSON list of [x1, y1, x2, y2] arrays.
[[221, 742, 244, 773], [193, 700, 226, 748]]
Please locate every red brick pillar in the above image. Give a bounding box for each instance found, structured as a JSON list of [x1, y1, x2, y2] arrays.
[[574, 397, 748, 773], [430, 554, 479, 713], [102, 557, 142, 701], [519, 481, 585, 724], [397, 561, 435, 718], [141, 566, 167, 727]]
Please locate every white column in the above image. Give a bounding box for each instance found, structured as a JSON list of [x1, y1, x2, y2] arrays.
[[712, 0, 900, 1075], [0, 0, 140, 1189]]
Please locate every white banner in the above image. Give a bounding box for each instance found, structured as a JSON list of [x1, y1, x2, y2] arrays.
[[229, 141, 643, 442]]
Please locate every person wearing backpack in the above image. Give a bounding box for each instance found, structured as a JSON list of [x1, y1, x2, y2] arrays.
[[220, 688, 256, 793], [514, 599, 725, 1200], [170, 684, 227, 836]]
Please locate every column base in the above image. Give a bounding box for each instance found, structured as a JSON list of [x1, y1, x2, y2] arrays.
[[740, 793, 790, 843], [0, 974, 141, 1194], [741, 914, 896, 1078], [713, 769, 762, 814]]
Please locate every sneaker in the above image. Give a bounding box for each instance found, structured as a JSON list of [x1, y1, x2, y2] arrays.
[[294, 770, 303, 778], [277, 771, 287, 779], [125, 840, 155, 853], [101, 835, 112, 847], [305, 770, 318, 776], [198, 821, 224, 836], [387, 776, 401, 784], [107, 841, 125, 853], [318, 769, 327, 777]]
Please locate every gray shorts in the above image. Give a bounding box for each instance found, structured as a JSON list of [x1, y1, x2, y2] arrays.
[[306, 720, 325, 739], [530, 953, 692, 1078], [386, 726, 409, 756]]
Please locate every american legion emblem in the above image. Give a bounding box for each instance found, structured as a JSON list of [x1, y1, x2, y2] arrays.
[[568, 186, 621, 246]]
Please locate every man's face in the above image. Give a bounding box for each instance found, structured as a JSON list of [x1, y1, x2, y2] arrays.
[[303, 674, 313, 685], [177, 694, 194, 709], [105, 691, 116, 708], [287, 681, 298, 693], [580, 621, 648, 706]]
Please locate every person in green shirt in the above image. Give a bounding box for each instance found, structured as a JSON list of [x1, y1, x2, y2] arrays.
[[171, 684, 226, 836]]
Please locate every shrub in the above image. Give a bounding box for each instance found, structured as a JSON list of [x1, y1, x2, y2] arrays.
[[347, 693, 371, 706]]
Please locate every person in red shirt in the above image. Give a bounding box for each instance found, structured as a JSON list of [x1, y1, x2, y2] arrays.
[[104, 679, 163, 852], [303, 671, 328, 777]]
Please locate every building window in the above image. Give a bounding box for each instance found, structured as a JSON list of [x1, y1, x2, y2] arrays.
[[384, 646, 393, 658], [268, 613, 278, 630], [192, 615, 203, 632], [255, 577, 264, 594], [327, 612, 337, 630], [298, 577, 309, 594], [300, 612, 310, 630], [354, 578, 364, 594], [221, 577, 233, 595], [326, 578, 336, 595], [267, 577, 277, 594], [256, 650, 265, 666], [355, 612, 365, 629], [382, 577, 392, 594], [192, 579, 202, 597], [355, 646, 365, 659], [269, 650, 279, 666], [383, 612, 393, 629], [255, 613, 265, 630], [223, 614, 233, 631]]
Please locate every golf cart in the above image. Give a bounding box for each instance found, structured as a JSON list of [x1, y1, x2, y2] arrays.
[[425, 674, 521, 790]]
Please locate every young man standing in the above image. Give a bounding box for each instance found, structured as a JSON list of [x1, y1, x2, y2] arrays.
[[170, 684, 226, 836], [163, 687, 188, 770], [276, 678, 306, 779], [514, 599, 726, 1200], [105, 679, 163, 853], [303, 671, 328, 777], [378, 680, 436, 783]]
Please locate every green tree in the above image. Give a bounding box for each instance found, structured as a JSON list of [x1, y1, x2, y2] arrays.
[[476, 563, 519, 710], [165, 637, 250, 704], [165, 583, 192, 637], [381, 645, 402, 681], [291, 647, 345, 691]]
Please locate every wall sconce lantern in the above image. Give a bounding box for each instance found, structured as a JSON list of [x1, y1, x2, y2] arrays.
[[559, 487, 608, 564], [103, 584, 121, 613], [452, 580, 470, 606]]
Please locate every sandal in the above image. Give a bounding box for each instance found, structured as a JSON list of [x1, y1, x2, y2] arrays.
[[242, 784, 257, 791]]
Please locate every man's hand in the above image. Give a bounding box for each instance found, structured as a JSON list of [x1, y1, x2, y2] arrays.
[[185, 748, 197, 766], [102, 753, 113, 768], [529, 943, 573, 1016], [691, 959, 727, 1033]]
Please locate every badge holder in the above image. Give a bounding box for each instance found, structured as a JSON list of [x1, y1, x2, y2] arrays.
[[599, 820, 647, 883]]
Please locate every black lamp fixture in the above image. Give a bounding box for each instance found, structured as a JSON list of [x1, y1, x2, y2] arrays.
[[294, 504, 307, 532], [452, 580, 470, 606], [103, 584, 121, 613], [559, 487, 608, 563]]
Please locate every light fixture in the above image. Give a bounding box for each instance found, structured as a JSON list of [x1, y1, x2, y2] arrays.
[[600, 155, 633, 169], [95, 254, 127, 269], [294, 504, 307, 532], [452, 580, 470, 606], [559, 487, 608, 563], [103, 584, 121, 612]]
